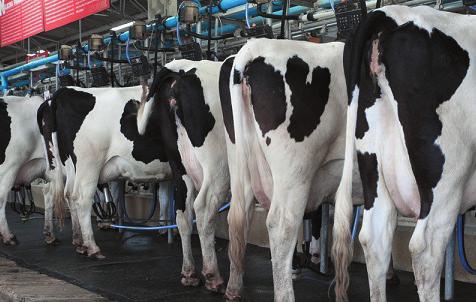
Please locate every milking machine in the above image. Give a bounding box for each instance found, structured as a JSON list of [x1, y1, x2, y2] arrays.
[[9, 185, 42, 220]]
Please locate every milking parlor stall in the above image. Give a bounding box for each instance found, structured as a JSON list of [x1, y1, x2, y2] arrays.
[[1, 0, 476, 301]]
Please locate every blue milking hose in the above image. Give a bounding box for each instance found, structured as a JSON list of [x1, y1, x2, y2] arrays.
[[352, 205, 362, 242], [110, 202, 230, 231], [457, 214, 476, 275]]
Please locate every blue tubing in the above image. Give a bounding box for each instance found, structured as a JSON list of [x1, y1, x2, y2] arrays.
[[351, 206, 362, 242], [457, 215, 476, 275], [125, 37, 132, 64], [245, 2, 251, 28], [110, 202, 231, 231]]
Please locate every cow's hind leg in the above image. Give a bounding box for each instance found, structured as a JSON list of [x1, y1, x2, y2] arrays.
[[194, 179, 227, 293], [409, 180, 462, 302], [359, 161, 397, 302], [0, 170, 19, 245], [72, 165, 103, 259], [266, 182, 311, 302], [42, 184, 58, 244], [225, 174, 254, 301], [175, 175, 199, 287]]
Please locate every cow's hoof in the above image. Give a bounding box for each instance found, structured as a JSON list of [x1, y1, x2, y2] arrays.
[[72, 239, 83, 248], [181, 272, 201, 287], [224, 291, 242, 302], [3, 235, 18, 246], [44, 236, 60, 245], [387, 273, 400, 287], [204, 274, 225, 294], [75, 245, 88, 255], [88, 251, 106, 260]]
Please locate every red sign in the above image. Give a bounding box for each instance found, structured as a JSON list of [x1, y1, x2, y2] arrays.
[[0, 0, 109, 48], [44, 0, 109, 31], [0, 0, 45, 47]]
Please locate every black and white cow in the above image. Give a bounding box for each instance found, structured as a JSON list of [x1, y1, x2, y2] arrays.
[[137, 59, 230, 291], [332, 5, 476, 302], [38, 86, 191, 261], [0, 95, 57, 245], [222, 38, 364, 301]]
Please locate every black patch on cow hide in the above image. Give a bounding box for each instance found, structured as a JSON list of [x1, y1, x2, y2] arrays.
[[155, 79, 190, 212], [357, 151, 379, 210], [266, 137, 271, 146], [0, 99, 11, 165], [219, 56, 236, 144], [120, 100, 168, 164], [53, 88, 95, 166], [285, 56, 331, 142], [355, 39, 381, 140], [244, 57, 286, 137], [175, 69, 215, 148], [233, 68, 241, 85], [380, 22, 469, 218], [37, 101, 55, 169]]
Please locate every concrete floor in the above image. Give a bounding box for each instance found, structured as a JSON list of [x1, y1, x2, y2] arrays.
[[0, 208, 475, 302]]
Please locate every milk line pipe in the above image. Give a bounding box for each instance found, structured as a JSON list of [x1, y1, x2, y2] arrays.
[[110, 202, 231, 231]]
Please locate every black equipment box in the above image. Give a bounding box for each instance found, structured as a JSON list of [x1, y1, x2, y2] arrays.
[[245, 25, 274, 39], [179, 42, 203, 61], [131, 55, 151, 77], [91, 67, 109, 87], [335, 0, 365, 40]]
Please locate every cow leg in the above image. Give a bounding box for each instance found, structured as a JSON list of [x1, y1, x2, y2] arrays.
[[72, 166, 103, 259], [409, 183, 462, 302], [359, 168, 397, 302], [0, 170, 18, 245], [64, 172, 82, 248], [225, 176, 254, 301], [68, 198, 83, 249], [175, 175, 199, 287], [266, 183, 311, 302], [42, 184, 58, 244], [194, 180, 227, 293]]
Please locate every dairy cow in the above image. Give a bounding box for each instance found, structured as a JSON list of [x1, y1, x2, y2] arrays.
[[332, 5, 476, 302], [137, 59, 230, 292], [221, 38, 365, 301], [0, 95, 57, 245], [38, 86, 197, 264]]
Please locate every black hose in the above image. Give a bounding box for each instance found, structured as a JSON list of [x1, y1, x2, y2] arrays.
[[280, 0, 288, 39], [184, 27, 235, 40], [208, 10, 212, 58], [154, 15, 161, 78], [110, 32, 115, 87], [256, 3, 300, 21]]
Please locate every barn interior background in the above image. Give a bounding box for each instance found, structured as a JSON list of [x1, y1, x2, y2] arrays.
[[0, 0, 475, 301]]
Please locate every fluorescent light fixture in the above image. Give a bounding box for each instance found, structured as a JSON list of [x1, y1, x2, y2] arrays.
[[111, 21, 134, 32]]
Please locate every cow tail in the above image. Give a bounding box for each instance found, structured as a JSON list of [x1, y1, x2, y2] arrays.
[[51, 132, 66, 228], [38, 98, 66, 228], [227, 45, 255, 276], [331, 11, 396, 302]]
